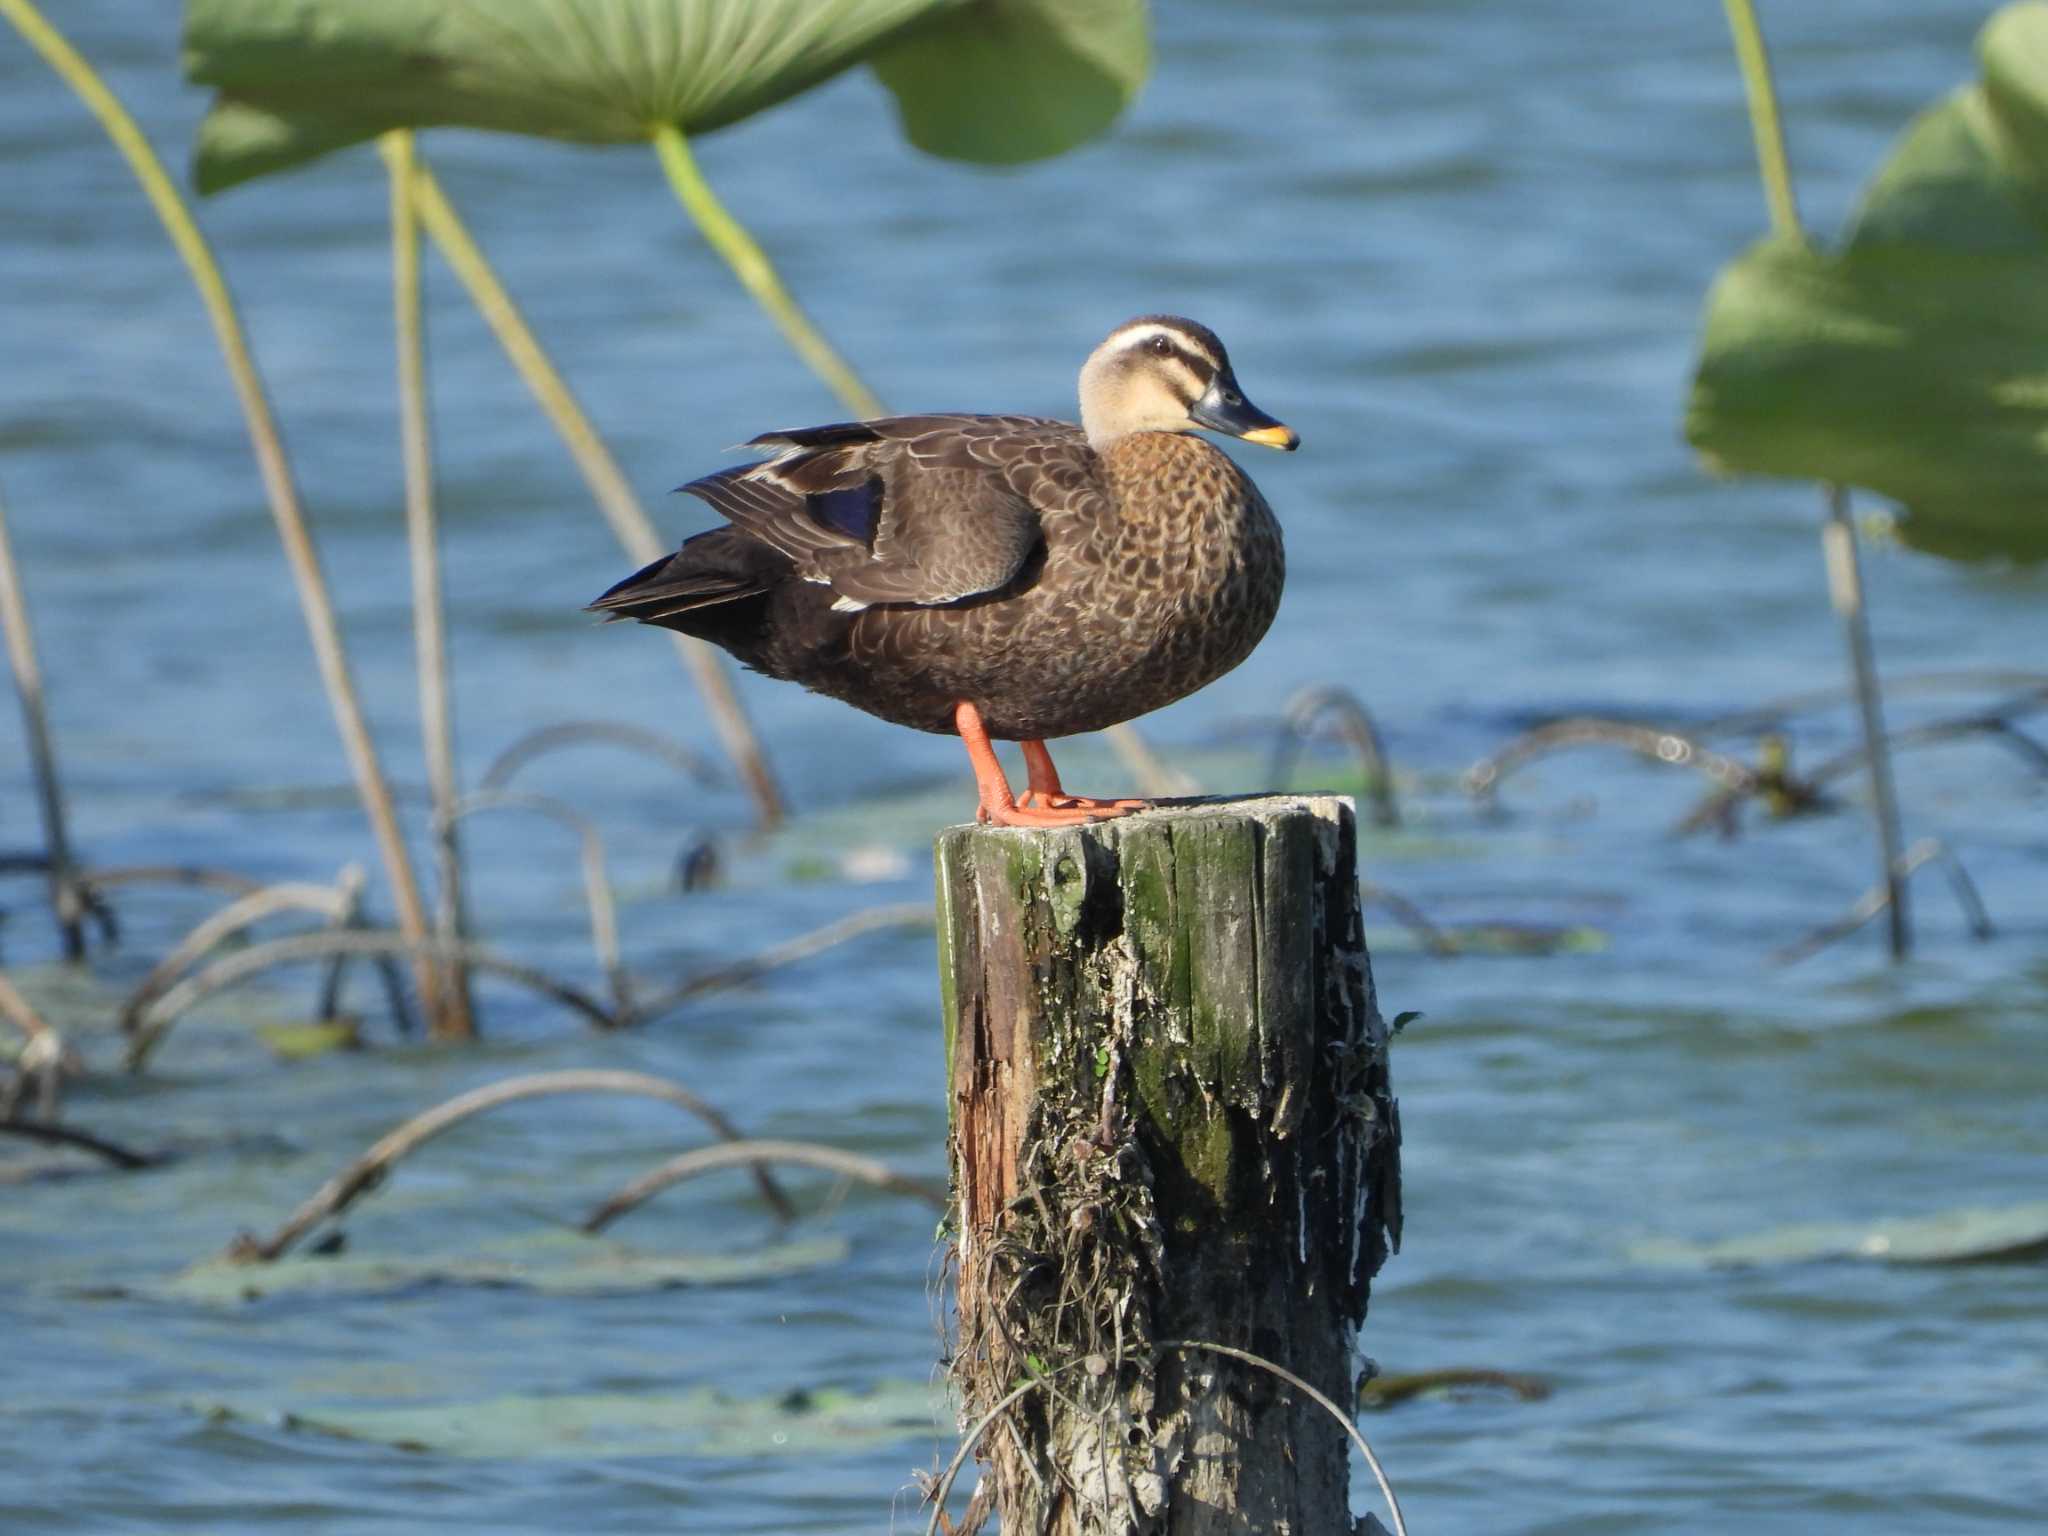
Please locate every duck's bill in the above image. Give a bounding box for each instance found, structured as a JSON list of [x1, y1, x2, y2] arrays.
[[1189, 381, 1299, 451]]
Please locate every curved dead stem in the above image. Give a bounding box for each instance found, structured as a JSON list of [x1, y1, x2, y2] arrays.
[[118, 881, 349, 1037], [125, 931, 619, 1072], [921, 1369, 1075, 1536], [1464, 717, 1757, 807], [1809, 703, 2048, 788], [1269, 685, 1399, 827], [628, 902, 933, 1028], [443, 791, 628, 1015], [479, 719, 719, 794], [223, 1067, 794, 1263], [1159, 1339, 1407, 1536], [582, 1137, 945, 1234], [1774, 837, 1995, 966]]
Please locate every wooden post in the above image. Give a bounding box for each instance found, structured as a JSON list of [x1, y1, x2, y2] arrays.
[[935, 795, 1401, 1534]]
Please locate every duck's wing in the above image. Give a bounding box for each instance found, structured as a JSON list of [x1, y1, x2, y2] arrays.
[[683, 414, 1098, 611]]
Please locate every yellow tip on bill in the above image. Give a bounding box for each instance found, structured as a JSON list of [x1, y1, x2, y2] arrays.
[[1241, 423, 1300, 451]]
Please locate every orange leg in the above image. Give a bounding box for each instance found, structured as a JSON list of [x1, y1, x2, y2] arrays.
[[954, 703, 1106, 828], [1016, 739, 1147, 816]]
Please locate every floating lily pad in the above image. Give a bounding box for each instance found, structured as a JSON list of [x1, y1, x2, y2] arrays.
[[193, 1375, 944, 1458], [1686, 2, 2048, 562], [1631, 1201, 2048, 1269], [128, 1231, 851, 1305], [183, 0, 1151, 193]]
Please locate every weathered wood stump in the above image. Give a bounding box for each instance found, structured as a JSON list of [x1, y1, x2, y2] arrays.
[[935, 795, 1401, 1534]]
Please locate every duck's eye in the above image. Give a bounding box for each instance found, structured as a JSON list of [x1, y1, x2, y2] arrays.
[[1149, 335, 1172, 357]]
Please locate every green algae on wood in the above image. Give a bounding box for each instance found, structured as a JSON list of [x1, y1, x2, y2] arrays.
[[932, 795, 1401, 1535]]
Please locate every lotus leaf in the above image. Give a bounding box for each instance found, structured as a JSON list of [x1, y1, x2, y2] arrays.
[[1686, 1, 2048, 562], [184, 0, 1149, 193]]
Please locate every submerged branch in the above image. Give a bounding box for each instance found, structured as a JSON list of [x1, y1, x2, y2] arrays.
[[0, 1118, 159, 1170]]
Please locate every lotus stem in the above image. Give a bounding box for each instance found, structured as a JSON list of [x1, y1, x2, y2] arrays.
[[1721, 2, 1910, 958], [0, 483, 85, 959], [1720, 0, 1801, 239], [581, 1137, 946, 1234], [650, 123, 884, 420], [403, 154, 784, 829], [382, 131, 476, 1038], [222, 1068, 795, 1263], [0, 0, 445, 1010]]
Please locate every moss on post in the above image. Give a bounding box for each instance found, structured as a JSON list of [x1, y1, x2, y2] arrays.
[[935, 795, 1401, 1534]]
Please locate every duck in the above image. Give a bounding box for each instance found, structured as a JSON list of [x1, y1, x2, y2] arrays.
[[588, 315, 1297, 828]]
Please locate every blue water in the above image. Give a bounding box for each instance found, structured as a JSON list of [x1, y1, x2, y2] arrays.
[[3, 3, 2045, 1531]]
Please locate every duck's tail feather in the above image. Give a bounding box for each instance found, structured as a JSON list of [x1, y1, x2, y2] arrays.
[[586, 528, 783, 631]]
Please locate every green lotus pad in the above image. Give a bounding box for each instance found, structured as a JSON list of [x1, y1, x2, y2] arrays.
[[194, 1376, 946, 1458], [138, 1232, 852, 1305], [1686, 1, 2048, 562], [182, 0, 1148, 192], [1631, 1200, 2048, 1268]]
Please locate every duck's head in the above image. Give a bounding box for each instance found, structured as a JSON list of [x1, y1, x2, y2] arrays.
[[1078, 314, 1298, 454]]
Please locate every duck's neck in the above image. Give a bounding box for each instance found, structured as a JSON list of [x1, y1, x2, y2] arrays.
[[1100, 430, 1233, 496]]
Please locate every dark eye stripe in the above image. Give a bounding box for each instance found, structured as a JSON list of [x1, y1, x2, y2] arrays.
[[1117, 325, 1219, 372]]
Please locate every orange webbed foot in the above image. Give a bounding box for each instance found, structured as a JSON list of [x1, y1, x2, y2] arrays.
[[978, 799, 1112, 828], [1014, 790, 1148, 816]]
